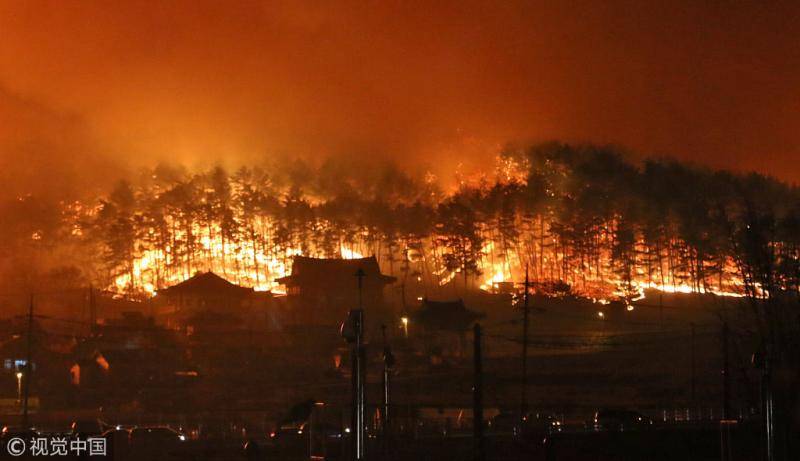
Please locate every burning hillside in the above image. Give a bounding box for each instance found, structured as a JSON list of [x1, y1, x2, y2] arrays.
[[2, 143, 797, 303]]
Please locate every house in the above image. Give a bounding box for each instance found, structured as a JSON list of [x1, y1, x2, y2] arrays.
[[411, 298, 485, 359], [155, 271, 276, 332], [276, 256, 396, 325], [157, 271, 260, 312], [70, 311, 198, 409]]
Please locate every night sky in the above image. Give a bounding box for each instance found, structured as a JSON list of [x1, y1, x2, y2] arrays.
[[1, 0, 798, 195]]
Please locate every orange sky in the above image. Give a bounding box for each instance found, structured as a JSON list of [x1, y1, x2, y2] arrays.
[[0, 0, 798, 195]]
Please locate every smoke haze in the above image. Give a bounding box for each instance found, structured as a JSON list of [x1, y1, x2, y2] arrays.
[[1, 0, 799, 197]]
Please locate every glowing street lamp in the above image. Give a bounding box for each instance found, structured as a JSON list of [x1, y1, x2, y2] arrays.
[[16, 372, 22, 404], [400, 316, 409, 338]]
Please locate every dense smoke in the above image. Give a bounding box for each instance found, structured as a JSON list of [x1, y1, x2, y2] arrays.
[[0, 85, 125, 201], [1, 0, 799, 197], [2, 1, 800, 297]]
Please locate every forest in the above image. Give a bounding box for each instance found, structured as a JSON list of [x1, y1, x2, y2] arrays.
[[2, 142, 799, 306]]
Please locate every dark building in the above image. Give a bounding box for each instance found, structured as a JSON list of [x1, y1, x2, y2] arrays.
[[70, 311, 198, 410], [155, 271, 276, 332], [276, 256, 396, 325], [157, 271, 258, 311], [411, 298, 485, 359]]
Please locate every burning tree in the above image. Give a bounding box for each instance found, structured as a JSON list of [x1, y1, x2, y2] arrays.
[[435, 196, 485, 290], [2, 142, 800, 310], [729, 184, 800, 458]]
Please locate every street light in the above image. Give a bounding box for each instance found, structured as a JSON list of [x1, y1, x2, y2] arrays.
[[16, 372, 22, 404], [400, 316, 409, 338]]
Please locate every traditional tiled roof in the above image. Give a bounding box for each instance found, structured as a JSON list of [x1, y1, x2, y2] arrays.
[[157, 272, 255, 298], [276, 256, 396, 286]]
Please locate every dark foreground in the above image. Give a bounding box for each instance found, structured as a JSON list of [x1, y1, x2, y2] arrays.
[[0, 420, 774, 461]]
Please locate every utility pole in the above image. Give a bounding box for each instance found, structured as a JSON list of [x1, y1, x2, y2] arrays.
[[381, 325, 389, 428], [89, 285, 97, 333], [342, 308, 366, 461], [381, 325, 394, 450], [520, 264, 530, 420], [22, 294, 34, 428], [353, 268, 367, 461], [690, 322, 696, 408], [357, 312, 366, 461], [762, 349, 775, 461], [401, 251, 409, 313], [356, 268, 365, 311], [722, 321, 730, 420], [473, 323, 484, 461]]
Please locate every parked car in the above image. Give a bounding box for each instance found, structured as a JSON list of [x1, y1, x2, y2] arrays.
[[130, 426, 186, 444], [102, 427, 132, 455], [0, 426, 39, 455], [129, 426, 187, 459], [0, 425, 38, 440], [71, 419, 104, 437]]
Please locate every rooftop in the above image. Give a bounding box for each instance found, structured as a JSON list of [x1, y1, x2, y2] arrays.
[[412, 298, 485, 332], [276, 256, 396, 286], [157, 271, 256, 298]]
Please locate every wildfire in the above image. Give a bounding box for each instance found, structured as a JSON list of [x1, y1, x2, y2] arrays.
[[94, 156, 752, 303], [636, 280, 745, 299], [340, 245, 363, 259], [436, 269, 458, 286], [112, 234, 371, 296], [109, 215, 750, 302], [479, 270, 508, 291], [112, 217, 303, 296], [478, 242, 515, 291]]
